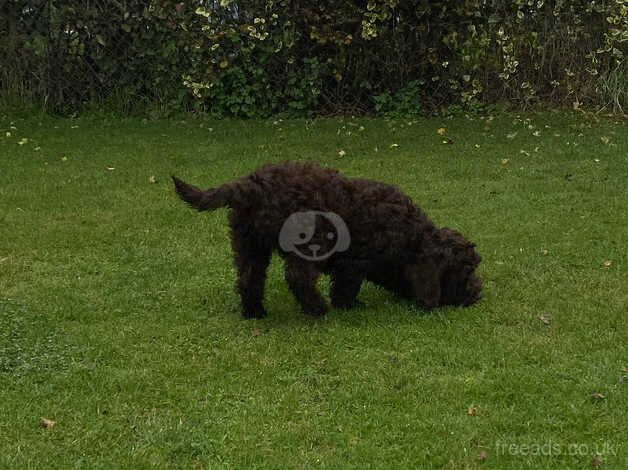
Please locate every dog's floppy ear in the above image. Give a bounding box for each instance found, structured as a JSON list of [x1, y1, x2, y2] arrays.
[[405, 256, 444, 310]]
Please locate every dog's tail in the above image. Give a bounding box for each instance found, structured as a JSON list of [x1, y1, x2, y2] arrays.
[[171, 176, 233, 211]]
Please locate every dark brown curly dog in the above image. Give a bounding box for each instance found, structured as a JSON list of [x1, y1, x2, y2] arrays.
[[173, 162, 482, 318]]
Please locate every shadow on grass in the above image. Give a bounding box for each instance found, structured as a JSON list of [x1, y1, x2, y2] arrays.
[[222, 283, 479, 332]]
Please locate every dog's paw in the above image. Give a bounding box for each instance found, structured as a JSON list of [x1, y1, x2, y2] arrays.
[[303, 301, 328, 317], [331, 298, 364, 310], [242, 308, 268, 319]]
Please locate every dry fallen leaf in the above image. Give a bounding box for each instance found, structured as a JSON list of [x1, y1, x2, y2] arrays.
[[390, 143, 399, 148], [437, 127, 447, 135], [603, 260, 612, 267], [106, 167, 115, 171], [384, 352, 398, 363], [591, 455, 603, 467], [591, 392, 605, 400], [149, 175, 157, 184], [539, 313, 552, 325], [41, 418, 56, 429], [252, 328, 262, 337], [477, 450, 488, 462], [467, 405, 478, 416], [501, 158, 509, 165], [338, 149, 346, 157], [61, 156, 68, 161], [600, 136, 610, 145]]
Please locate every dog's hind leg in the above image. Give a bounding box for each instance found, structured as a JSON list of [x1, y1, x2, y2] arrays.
[[234, 251, 271, 319], [330, 262, 366, 309], [284, 258, 328, 317], [231, 229, 271, 319]]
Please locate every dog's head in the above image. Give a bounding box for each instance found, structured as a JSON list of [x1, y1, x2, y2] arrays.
[[403, 228, 482, 309], [436, 228, 482, 306]]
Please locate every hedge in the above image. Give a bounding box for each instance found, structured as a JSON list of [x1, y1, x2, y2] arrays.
[[1, 0, 626, 116]]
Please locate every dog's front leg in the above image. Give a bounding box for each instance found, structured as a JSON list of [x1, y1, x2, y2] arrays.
[[284, 259, 328, 316], [330, 262, 366, 309], [405, 259, 442, 310]]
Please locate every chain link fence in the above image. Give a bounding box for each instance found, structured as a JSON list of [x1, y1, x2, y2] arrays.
[[1, 0, 198, 113]]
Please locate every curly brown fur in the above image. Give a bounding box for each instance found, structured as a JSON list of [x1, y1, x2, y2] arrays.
[[173, 162, 482, 318]]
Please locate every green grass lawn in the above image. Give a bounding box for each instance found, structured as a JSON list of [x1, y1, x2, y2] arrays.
[[0, 111, 626, 469]]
